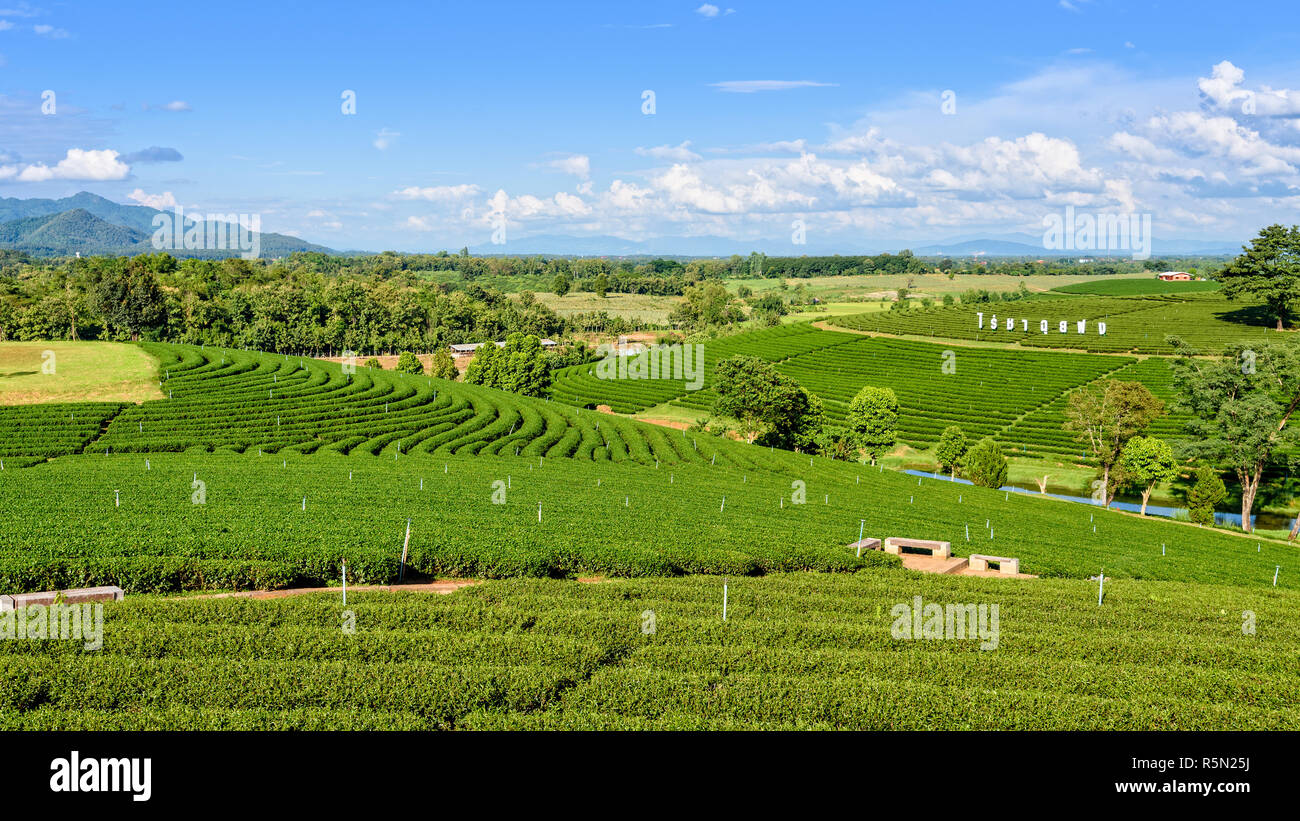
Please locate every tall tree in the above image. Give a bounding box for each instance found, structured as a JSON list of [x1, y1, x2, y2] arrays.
[[712, 355, 822, 449], [1169, 336, 1300, 533], [1118, 436, 1178, 515], [88, 264, 166, 342], [1217, 224, 1300, 331], [845, 386, 898, 465], [1064, 379, 1164, 504], [552, 273, 571, 297], [935, 425, 968, 479]]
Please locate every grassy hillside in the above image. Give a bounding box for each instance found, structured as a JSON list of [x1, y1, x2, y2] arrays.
[[1052, 279, 1220, 296], [0, 341, 163, 406], [830, 292, 1274, 354], [1, 448, 1294, 592]]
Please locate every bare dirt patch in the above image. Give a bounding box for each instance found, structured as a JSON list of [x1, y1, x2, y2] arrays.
[[638, 417, 692, 431], [189, 580, 481, 600]]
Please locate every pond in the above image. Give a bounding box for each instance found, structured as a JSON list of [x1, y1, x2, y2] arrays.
[[900, 470, 1297, 531]]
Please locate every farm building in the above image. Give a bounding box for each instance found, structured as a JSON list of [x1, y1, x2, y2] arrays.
[[1156, 271, 1192, 281], [450, 339, 557, 358]]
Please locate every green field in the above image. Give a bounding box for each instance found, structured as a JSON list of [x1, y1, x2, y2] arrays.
[[1, 444, 1295, 593], [2, 336, 1297, 731], [1051, 279, 1221, 296], [550, 322, 1190, 460], [830, 292, 1275, 354], [3, 573, 1295, 730], [0, 341, 162, 405]]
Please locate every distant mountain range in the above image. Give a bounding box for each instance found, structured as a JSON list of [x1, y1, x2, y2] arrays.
[[0, 192, 334, 258], [469, 231, 1246, 258], [0, 193, 1246, 259]]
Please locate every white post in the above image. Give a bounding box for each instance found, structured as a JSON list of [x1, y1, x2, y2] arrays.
[[538, 502, 542, 522], [1098, 570, 1105, 605], [722, 577, 728, 621], [400, 518, 411, 582], [342, 560, 347, 606], [114, 490, 120, 507], [720, 497, 725, 513], [1274, 566, 1280, 587], [857, 520, 865, 557]]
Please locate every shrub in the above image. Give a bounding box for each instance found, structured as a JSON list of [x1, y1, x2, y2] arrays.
[[1186, 465, 1227, 526], [429, 349, 459, 381], [965, 438, 1008, 489], [395, 351, 425, 375]]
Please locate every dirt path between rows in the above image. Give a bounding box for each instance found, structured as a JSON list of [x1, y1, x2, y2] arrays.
[[190, 580, 482, 600]]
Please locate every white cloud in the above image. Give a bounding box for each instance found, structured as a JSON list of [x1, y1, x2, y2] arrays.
[[1199, 60, 1300, 118], [485, 188, 592, 221], [695, 4, 720, 17], [921, 133, 1105, 198], [33, 23, 69, 38], [0, 21, 13, 31], [127, 188, 178, 209], [0, 148, 130, 182], [373, 128, 400, 150], [711, 80, 837, 93], [392, 184, 480, 201], [547, 154, 591, 179], [147, 100, 191, 112], [635, 141, 701, 162], [405, 216, 437, 231]]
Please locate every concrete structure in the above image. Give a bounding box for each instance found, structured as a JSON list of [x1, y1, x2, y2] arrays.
[[883, 537, 952, 558], [847, 537, 882, 553], [1156, 271, 1192, 281], [968, 554, 1021, 575], [0, 586, 124, 610], [450, 339, 557, 358]]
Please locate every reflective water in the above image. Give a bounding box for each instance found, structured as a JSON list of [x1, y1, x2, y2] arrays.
[[901, 469, 1295, 531]]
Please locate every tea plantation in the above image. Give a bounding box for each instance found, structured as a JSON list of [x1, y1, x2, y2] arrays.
[[0, 450, 1293, 592], [2, 574, 1295, 730], [830, 292, 1275, 354], [2, 337, 1296, 731]]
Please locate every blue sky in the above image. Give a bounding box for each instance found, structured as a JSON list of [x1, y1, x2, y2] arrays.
[[2, 0, 1299, 251]]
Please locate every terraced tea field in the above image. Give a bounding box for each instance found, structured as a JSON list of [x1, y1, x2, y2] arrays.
[[1051, 279, 1222, 296], [2, 573, 1295, 730], [830, 292, 1275, 354], [547, 324, 1191, 458], [0, 450, 1293, 592], [4, 343, 765, 471], [550, 324, 856, 413]]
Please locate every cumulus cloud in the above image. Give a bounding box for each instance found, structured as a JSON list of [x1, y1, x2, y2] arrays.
[[381, 59, 1300, 246], [127, 189, 179, 209], [33, 23, 69, 38], [920, 133, 1105, 199], [0, 148, 130, 182], [695, 4, 720, 17], [1199, 60, 1300, 123], [547, 154, 591, 179]]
